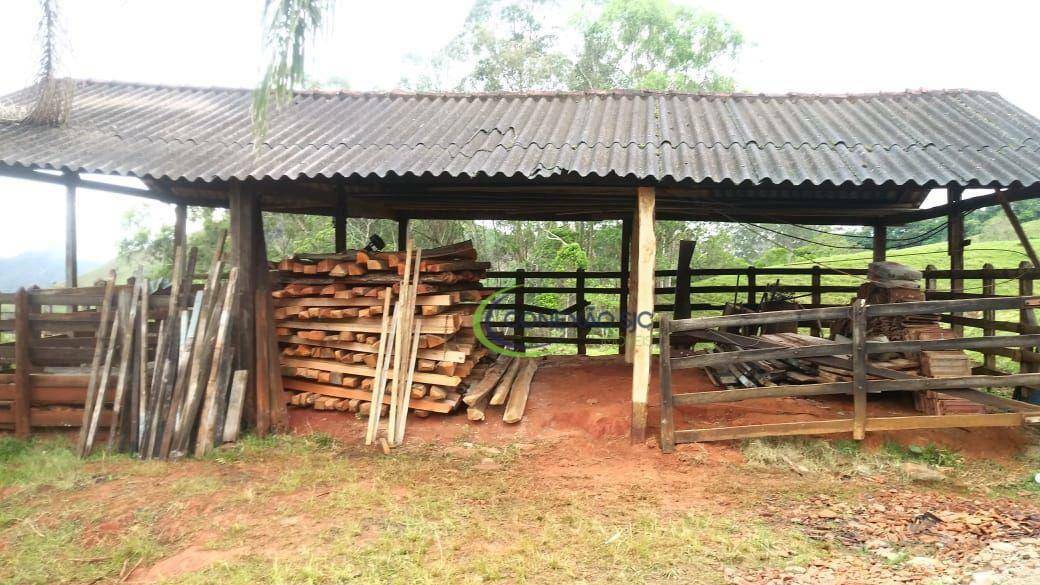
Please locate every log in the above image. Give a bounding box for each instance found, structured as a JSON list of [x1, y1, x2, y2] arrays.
[[463, 355, 513, 406], [489, 357, 522, 406]]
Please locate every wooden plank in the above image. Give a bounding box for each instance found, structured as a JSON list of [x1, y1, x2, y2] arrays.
[[221, 370, 248, 443], [229, 181, 258, 433], [673, 341, 853, 369], [631, 185, 656, 443], [278, 316, 459, 335], [280, 336, 467, 364], [673, 381, 854, 406], [677, 419, 854, 443], [866, 296, 1037, 318], [869, 334, 1040, 355], [489, 355, 521, 406], [106, 285, 139, 453], [13, 288, 32, 437], [195, 267, 239, 457], [284, 377, 460, 414], [503, 358, 538, 424], [669, 306, 850, 333], [365, 289, 396, 445], [463, 355, 512, 406], [865, 413, 1023, 431], [0, 408, 111, 428], [870, 373, 1040, 392], [84, 298, 123, 455]]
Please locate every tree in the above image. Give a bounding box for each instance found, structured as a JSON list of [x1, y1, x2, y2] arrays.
[[571, 0, 743, 91]]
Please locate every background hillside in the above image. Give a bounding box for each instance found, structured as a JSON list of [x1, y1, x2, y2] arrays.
[[0, 249, 103, 291]]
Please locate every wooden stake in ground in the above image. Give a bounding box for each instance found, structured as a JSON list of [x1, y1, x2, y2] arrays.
[[76, 271, 116, 457], [489, 356, 522, 406], [503, 359, 538, 424], [107, 282, 141, 453], [84, 290, 125, 456], [195, 267, 240, 457], [222, 370, 249, 443]]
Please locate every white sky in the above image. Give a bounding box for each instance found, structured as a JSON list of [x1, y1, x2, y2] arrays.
[[1, 0, 1038, 260]]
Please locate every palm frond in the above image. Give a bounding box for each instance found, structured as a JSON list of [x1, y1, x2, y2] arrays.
[[25, 0, 73, 126]]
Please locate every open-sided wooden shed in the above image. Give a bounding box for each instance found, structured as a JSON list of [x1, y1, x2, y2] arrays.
[[1, 81, 1039, 442]]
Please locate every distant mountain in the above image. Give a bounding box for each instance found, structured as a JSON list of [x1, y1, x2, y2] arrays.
[[0, 249, 104, 291]]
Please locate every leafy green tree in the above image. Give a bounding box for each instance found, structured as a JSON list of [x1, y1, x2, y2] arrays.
[[571, 0, 743, 91]]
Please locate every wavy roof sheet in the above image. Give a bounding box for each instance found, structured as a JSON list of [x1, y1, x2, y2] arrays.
[[2, 80, 1040, 186]]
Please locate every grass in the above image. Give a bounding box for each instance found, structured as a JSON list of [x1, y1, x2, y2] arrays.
[[0, 434, 829, 584]]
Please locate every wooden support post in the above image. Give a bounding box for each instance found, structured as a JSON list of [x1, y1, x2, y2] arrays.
[[673, 240, 696, 320], [982, 263, 997, 372], [746, 265, 757, 306], [630, 186, 656, 443], [173, 204, 187, 252], [996, 190, 1040, 268], [1020, 262, 1038, 400], [13, 288, 32, 438], [872, 222, 887, 263], [619, 217, 632, 355], [334, 187, 347, 253], [851, 298, 867, 440], [397, 217, 409, 251], [810, 265, 823, 337], [64, 171, 77, 288], [658, 314, 675, 453], [924, 264, 938, 300], [625, 214, 640, 363], [576, 267, 587, 355], [948, 186, 965, 336], [513, 268, 525, 354], [229, 180, 259, 431]]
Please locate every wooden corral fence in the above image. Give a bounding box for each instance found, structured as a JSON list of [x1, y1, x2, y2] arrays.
[[657, 296, 1040, 451], [485, 265, 1039, 371], [0, 285, 166, 437]]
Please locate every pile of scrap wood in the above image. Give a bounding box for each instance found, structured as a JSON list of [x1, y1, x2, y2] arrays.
[[462, 355, 540, 423], [914, 350, 985, 414], [833, 261, 941, 341], [273, 240, 496, 438], [77, 233, 252, 459]]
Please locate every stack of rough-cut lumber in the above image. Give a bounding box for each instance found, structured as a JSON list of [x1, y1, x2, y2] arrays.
[[274, 240, 493, 422], [462, 355, 540, 423]]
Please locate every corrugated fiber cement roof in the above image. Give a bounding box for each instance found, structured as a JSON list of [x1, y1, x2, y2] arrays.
[[2, 80, 1040, 187]]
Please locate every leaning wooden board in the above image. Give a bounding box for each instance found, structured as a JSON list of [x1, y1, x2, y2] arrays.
[[283, 378, 461, 413]]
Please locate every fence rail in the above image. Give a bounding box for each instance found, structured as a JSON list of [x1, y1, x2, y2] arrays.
[[658, 295, 1040, 450], [483, 265, 1040, 370]]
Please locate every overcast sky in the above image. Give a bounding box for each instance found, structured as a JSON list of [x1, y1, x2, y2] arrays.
[[1, 0, 1037, 261]]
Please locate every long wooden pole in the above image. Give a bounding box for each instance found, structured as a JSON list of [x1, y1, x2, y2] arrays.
[[872, 222, 887, 263], [630, 186, 656, 443], [948, 186, 965, 336], [64, 171, 77, 288], [996, 190, 1040, 268]]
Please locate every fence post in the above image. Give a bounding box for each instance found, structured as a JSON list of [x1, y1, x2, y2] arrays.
[[810, 265, 822, 337], [513, 268, 525, 354], [746, 266, 757, 306], [851, 299, 867, 440], [13, 288, 32, 438], [1019, 262, 1036, 385], [576, 267, 587, 355], [619, 218, 632, 354], [982, 263, 997, 372], [924, 264, 937, 301], [658, 314, 675, 453]]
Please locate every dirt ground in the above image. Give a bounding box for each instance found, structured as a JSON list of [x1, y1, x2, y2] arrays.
[[2, 354, 1039, 584], [292, 354, 1034, 461]]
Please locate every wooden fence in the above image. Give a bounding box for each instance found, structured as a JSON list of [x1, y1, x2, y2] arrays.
[[658, 296, 1040, 451], [0, 286, 167, 436], [484, 265, 1040, 371]]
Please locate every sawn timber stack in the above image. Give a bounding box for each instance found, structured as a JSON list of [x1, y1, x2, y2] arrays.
[[274, 240, 493, 418]]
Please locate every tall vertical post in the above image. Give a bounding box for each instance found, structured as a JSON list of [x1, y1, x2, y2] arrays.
[[872, 222, 887, 263], [64, 172, 78, 288], [334, 187, 347, 253], [229, 180, 259, 431], [630, 186, 656, 444], [13, 288, 32, 438], [948, 186, 965, 335], [982, 263, 997, 373], [624, 214, 640, 363], [619, 217, 632, 354], [397, 217, 409, 251], [810, 265, 823, 337], [1019, 261, 1037, 401], [576, 267, 587, 355], [851, 299, 867, 440], [513, 268, 526, 354], [673, 240, 696, 320], [173, 204, 187, 251]]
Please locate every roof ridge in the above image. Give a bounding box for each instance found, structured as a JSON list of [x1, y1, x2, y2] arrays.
[[63, 79, 1002, 101]]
